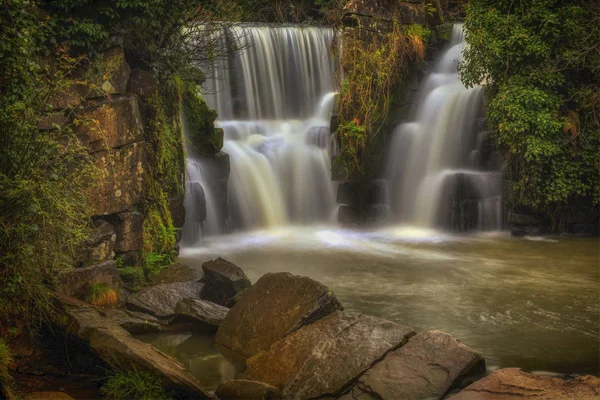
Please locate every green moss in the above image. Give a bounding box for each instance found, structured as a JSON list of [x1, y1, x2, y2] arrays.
[[181, 80, 223, 157], [118, 266, 145, 292], [101, 370, 170, 400]]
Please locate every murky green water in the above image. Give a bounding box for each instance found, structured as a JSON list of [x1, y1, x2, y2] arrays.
[[140, 227, 599, 388]]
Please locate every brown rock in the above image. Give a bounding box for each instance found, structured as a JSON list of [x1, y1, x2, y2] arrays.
[[214, 272, 343, 362], [55, 260, 121, 300], [37, 112, 70, 130], [87, 141, 145, 216], [83, 219, 117, 262], [126, 280, 204, 319], [75, 95, 144, 153], [216, 380, 282, 400], [246, 311, 415, 400], [201, 257, 251, 307], [351, 330, 485, 400], [114, 211, 143, 253], [448, 368, 600, 400], [150, 263, 201, 285], [174, 298, 229, 328], [104, 309, 165, 334], [128, 68, 158, 98]]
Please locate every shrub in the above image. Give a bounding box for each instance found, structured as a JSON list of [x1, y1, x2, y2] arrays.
[[101, 370, 169, 400], [84, 282, 118, 307], [0, 339, 15, 399]]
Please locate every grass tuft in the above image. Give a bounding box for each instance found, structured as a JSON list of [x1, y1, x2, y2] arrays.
[[101, 370, 170, 400], [84, 282, 118, 307]]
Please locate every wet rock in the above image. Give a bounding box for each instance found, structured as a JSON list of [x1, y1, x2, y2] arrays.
[[126, 280, 204, 319], [37, 112, 70, 130], [174, 298, 228, 329], [24, 392, 75, 400], [80, 219, 117, 262], [127, 68, 157, 98], [215, 272, 343, 362], [216, 380, 282, 400], [74, 95, 144, 153], [201, 258, 251, 307], [55, 260, 121, 300], [56, 294, 212, 399], [87, 141, 146, 216], [88, 46, 131, 96], [114, 211, 143, 253], [150, 263, 201, 285], [448, 368, 600, 400], [105, 309, 165, 334], [350, 330, 485, 400], [169, 193, 186, 230], [246, 311, 415, 400], [336, 181, 359, 206]]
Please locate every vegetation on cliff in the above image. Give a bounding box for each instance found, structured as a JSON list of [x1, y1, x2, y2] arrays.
[[460, 0, 599, 219]]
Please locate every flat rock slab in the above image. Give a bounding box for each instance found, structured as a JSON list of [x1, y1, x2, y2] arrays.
[[174, 298, 229, 328], [245, 311, 415, 400], [55, 260, 121, 299], [104, 309, 165, 334], [201, 257, 251, 307], [350, 330, 484, 400], [126, 280, 203, 319], [151, 262, 201, 285], [215, 272, 343, 361], [448, 368, 600, 400], [216, 379, 282, 400], [55, 293, 212, 399]]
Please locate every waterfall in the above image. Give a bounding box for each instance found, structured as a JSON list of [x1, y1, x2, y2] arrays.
[[200, 26, 337, 233], [385, 24, 503, 231]]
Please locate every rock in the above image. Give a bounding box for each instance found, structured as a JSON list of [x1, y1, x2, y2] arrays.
[[174, 298, 228, 329], [114, 211, 143, 253], [74, 95, 144, 153], [127, 68, 158, 98], [215, 272, 343, 362], [87, 141, 146, 216], [338, 204, 357, 225], [91, 46, 131, 96], [350, 330, 485, 400], [56, 293, 212, 399], [104, 309, 165, 334], [201, 258, 251, 307], [448, 368, 600, 400], [336, 181, 359, 206], [126, 280, 203, 319], [343, 0, 426, 32], [169, 193, 186, 229], [78, 219, 117, 263], [55, 260, 121, 300], [150, 263, 201, 285], [37, 112, 70, 130], [216, 380, 282, 400], [246, 311, 415, 400], [24, 392, 75, 400]]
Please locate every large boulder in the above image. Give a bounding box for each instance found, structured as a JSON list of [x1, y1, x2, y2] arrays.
[[78, 219, 117, 263], [201, 258, 251, 307], [126, 280, 203, 319], [87, 141, 146, 216], [150, 263, 202, 285], [216, 380, 282, 400], [75, 95, 144, 153], [128, 68, 158, 98], [215, 273, 343, 362], [346, 330, 485, 400], [448, 368, 600, 400], [245, 311, 415, 400], [114, 211, 143, 253], [174, 298, 229, 329], [56, 294, 212, 399], [55, 260, 121, 300]]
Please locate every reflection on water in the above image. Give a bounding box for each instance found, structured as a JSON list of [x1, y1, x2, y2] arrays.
[[179, 226, 599, 377], [136, 332, 236, 389]]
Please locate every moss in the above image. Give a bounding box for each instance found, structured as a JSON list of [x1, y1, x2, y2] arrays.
[[101, 370, 170, 400], [118, 266, 145, 292]]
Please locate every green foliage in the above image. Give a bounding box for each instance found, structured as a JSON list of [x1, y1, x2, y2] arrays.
[[84, 282, 118, 306], [101, 370, 170, 400], [459, 0, 600, 214], [0, 339, 15, 399], [117, 266, 145, 292]]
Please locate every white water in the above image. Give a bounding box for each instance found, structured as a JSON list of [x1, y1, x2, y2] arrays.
[[385, 24, 502, 230], [201, 26, 337, 233]]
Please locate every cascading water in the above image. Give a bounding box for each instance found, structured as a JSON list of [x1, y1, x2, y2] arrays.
[[200, 26, 337, 233], [385, 24, 503, 231]]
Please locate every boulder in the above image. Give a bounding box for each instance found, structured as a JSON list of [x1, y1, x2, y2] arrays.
[[79, 219, 117, 263], [336, 181, 359, 206], [245, 311, 415, 400], [215, 272, 343, 362], [127, 68, 158, 98], [37, 112, 70, 130], [349, 330, 485, 400], [74, 95, 144, 153], [87, 141, 146, 216], [150, 263, 202, 285], [201, 258, 251, 307], [104, 309, 165, 334], [55, 260, 121, 300], [448, 368, 600, 400], [216, 380, 282, 400], [126, 280, 203, 319], [56, 294, 212, 399], [114, 211, 143, 253], [174, 298, 228, 329]]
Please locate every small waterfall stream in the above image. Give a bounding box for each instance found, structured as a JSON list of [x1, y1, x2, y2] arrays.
[[385, 24, 503, 230], [200, 26, 337, 233]]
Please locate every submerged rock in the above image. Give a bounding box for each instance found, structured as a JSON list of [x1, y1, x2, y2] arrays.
[[216, 379, 282, 400], [174, 298, 228, 329], [200, 257, 251, 307], [448, 368, 600, 400], [347, 330, 485, 400], [245, 311, 415, 400], [126, 280, 203, 319], [215, 272, 343, 362]]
